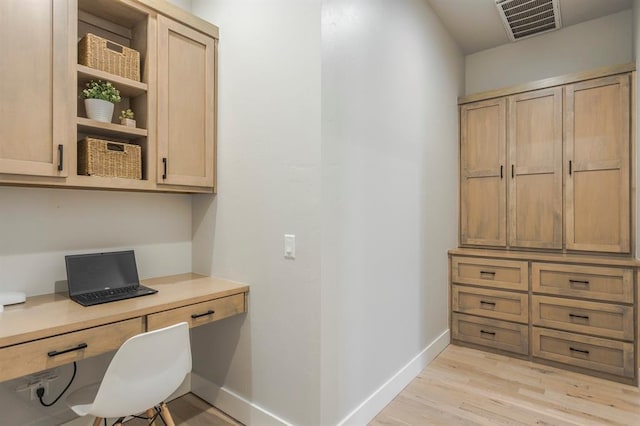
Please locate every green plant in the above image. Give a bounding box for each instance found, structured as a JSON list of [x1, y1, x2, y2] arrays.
[[119, 109, 135, 120], [80, 80, 121, 103]]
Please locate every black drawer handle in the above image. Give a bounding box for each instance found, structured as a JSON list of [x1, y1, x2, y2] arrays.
[[569, 279, 589, 285], [48, 343, 88, 357], [57, 144, 64, 171], [569, 347, 590, 355], [569, 313, 590, 320], [480, 330, 496, 336], [162, 157, 168, 180], [500, 165, 503, 179], [191, 309, 215, 319], [480, 300, 496, 307], [480, 270, 496, 277]]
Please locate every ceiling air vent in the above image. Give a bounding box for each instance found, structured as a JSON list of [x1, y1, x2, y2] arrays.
[[495, 0, 562, 41]]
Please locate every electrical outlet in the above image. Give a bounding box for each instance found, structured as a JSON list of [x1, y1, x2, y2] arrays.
[[30, 382, 49, 400]]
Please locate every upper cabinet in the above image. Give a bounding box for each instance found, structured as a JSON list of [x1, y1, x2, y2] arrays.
[[565, 75, 630, 253], [0, 0, 73, 178], [0, 0, 218, 194], [459, 68, 633, 254], [157, 15, 215, 188]]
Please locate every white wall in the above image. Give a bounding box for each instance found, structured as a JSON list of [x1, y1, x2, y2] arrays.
[[189, 0, 462, 424], [321, 0, 462, 423], [190, 0, 323, 425], [466, 10, 633, 94]]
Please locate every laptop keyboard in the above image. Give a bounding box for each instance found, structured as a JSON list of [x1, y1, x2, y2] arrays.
[[75, 286, 144, 305]]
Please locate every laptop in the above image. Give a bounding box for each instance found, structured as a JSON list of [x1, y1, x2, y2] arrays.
[[65, 250, 157, 306]]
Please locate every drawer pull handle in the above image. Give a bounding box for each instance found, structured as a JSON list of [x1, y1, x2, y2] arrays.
[[569, 347, 590, 355], [480, 330, 496, 336], [47, 343, 88, 357], [480, 300, 496, 307], [569, 313, 590, 320], [569, 279, 589, 285], [191, 309, 215, 319], [480, 271, 496, 278]]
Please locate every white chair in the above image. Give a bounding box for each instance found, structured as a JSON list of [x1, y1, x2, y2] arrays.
[[66, 322, 192, 426]]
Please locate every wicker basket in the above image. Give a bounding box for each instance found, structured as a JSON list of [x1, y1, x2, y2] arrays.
[[78, 138, 142, 180], [78, 33, 140, 81]]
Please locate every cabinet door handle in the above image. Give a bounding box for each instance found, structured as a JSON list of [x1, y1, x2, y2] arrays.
[[480, 270, 496, 278], [480, 330, 496, 336], [569, 313, 590, 320], [569, 279, 589, 286], [569, 160, 572, 175], [480, 300, 496, 307], [191, 309, 215, 319], [162, 157, 167, 180], [57, 144, 64, 171], [500, 165, 503, 179], [511, 164, 514, 178], [48, 343, 88, 357], [569, 347, 589, 355]]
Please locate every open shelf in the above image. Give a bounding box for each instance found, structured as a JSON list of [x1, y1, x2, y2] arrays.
[[78, 64, 147, 97], [77, 117, 147, 140]]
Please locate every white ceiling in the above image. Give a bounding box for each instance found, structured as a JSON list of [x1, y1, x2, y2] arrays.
[[426, 0, 633, 54]]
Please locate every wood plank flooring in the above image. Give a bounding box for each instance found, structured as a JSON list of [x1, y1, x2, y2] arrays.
[[371, 344, 640, 425], [125, 393, 241, 426]]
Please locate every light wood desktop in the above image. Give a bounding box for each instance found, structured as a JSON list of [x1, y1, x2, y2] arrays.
[[0, 273, 249, 383]]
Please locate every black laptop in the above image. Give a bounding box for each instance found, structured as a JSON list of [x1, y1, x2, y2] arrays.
[[65, 250, 157, 306]]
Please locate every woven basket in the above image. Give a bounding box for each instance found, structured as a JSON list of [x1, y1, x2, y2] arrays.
[[78, 138, 142, 180], [78, 33, 140, 81]]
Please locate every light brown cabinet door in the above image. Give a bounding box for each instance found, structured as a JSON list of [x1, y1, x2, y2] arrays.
[[157, 15, 215, 188], [0, 0, 72, 177], [565, 75, 630, 253], [508, 88, 562, 249], [460, 99, 507, 247]]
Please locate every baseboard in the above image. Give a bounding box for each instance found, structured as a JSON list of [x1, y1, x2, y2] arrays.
[[337, 328, 450, 426], [191, 374, 291, 426]]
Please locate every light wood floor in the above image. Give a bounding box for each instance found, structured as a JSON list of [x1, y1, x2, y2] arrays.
[[125, 393, 241, 426], [371, 344, 640, 425], [126, 345, 640, 425]]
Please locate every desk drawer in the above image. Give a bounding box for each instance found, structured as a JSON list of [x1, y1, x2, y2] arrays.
[[147, 293, 246, 331], [451, 257, 528, 291], [532, 263, 633, 303], [532, 296, 633, 341], [532, 328, 635, 378], [452, 313, 528, 355], [0, 318, 143, 382], [452, 285, 528, 324]]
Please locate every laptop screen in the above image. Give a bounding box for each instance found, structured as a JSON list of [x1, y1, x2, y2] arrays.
[[65, 250, 141, 296]]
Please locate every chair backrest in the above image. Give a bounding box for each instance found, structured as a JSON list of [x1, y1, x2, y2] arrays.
[[90, 322, 192, 418]]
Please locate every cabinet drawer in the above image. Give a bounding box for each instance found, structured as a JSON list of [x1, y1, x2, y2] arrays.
[[532, 296, 633, 341], [451, 256, 528, 291], [147, 293, 246, 331], [452, 285, 528, 323], [452, 313, 528, 355], [532, 328, 635, 378], [532, 263, 633, 303], [0, 318, 143, 382]]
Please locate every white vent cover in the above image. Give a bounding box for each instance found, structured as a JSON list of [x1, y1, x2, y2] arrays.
[[495, 0, 562, 41]]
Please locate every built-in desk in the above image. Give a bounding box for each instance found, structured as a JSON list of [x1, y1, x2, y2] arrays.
[[0, 273, 249, 382]]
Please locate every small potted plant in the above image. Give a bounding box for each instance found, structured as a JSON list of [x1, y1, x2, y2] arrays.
[[80, 80, 121, 123], [119, 109, 136, 127]]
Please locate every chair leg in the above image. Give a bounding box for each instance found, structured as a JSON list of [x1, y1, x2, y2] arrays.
[[147, 408, 158, 426], [92, 418, 103, 426], [159, 402, 176, 426]]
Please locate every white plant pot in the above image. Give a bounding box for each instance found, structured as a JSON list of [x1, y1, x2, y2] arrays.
[[85, 99, 114, 123], [120, 118, 136, 128]]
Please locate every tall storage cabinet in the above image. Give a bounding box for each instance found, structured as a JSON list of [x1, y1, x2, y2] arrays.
[[565, 75, 630, 253], [451, 65, 639, 386], [0, 0, 73, 178], [157, 15, 216, 188]]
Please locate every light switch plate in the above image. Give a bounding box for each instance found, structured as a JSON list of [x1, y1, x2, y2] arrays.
[[284, 234, 296, 259]]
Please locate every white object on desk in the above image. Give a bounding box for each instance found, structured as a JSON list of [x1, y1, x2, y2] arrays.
[[0, 292, 26, 312]]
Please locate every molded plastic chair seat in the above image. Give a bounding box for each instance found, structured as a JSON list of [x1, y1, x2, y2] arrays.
[[66, 322, 191, 425]]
